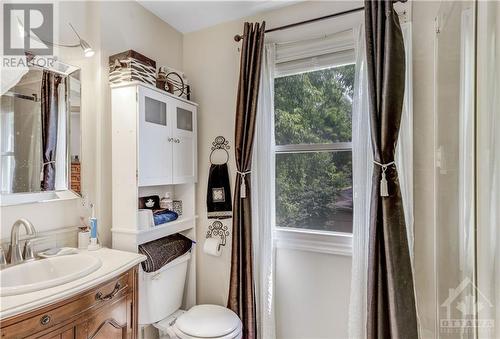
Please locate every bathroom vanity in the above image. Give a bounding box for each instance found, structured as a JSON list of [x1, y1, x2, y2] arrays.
[[0, 248, 145, 339]]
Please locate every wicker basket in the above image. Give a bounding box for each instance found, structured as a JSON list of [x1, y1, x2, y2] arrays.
[[109, 50, 156, 86]]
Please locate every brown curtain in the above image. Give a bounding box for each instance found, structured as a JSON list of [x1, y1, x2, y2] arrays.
[[41, 70, 63, 190], [364, 1, 418, 338], [227, 21, 265, 339]]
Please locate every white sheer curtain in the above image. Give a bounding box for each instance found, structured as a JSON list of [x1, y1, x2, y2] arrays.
[[348, 22, 414, 339], [348, 24, 372, 339], [251, 42, 276, 339], [397, 23, 414, 266]]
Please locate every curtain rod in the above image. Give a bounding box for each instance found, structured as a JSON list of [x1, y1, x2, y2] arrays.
[[233, 0, 408, 42], [234, 6, 364, 42]]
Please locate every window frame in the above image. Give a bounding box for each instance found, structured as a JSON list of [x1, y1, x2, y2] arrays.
[[272, 57, 355, 255]]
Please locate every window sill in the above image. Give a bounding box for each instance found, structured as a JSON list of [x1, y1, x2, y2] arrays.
[[274, 228, 353, 256]]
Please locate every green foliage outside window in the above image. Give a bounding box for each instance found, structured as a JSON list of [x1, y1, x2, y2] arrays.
[[274, 64, 355, 232]]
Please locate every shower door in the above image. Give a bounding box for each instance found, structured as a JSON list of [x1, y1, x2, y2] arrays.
[[435, 1, 500, 338], [434, 1, 477, 338], [476, 2, 500, 339]]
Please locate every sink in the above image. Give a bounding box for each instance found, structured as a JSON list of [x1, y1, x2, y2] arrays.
[[0, 254, 102, 296]]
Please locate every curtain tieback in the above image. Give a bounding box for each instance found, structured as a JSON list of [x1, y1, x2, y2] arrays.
[[40, 161, 56, 181], [236, 170, 251, 199], [373, 161, 395, 197]]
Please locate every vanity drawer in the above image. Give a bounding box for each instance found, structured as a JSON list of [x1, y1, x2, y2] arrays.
[[1, 271, 132, 339]]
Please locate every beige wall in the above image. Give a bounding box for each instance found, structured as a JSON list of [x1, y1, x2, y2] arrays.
[[94, 1, 183, 246]]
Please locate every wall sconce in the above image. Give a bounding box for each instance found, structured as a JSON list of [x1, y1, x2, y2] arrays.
[[17, 18, 95, 58], [68, 23, 95, 58]]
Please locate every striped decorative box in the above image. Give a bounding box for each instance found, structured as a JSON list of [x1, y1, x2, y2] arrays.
[[109, 50, 156, 86]]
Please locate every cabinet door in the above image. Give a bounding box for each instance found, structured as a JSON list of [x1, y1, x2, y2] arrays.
[[138, 86, 173, 186], [172, 100, 197, 184], [76, 296, 130, 339]]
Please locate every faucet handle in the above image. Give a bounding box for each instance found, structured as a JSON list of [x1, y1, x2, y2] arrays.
[[23, 241, 35, 261], [0, 247, 6, 265]]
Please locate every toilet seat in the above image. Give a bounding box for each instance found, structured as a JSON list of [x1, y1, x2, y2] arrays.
[[155, 304, 242, 339]]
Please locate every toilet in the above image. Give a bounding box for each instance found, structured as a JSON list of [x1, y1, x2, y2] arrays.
[[139, 251, 242, 339]]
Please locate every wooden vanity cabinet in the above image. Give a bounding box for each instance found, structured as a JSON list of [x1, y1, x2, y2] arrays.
[[0, 267, 139, 339]]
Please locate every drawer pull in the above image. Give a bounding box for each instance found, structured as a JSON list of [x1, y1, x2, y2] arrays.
[[95, 282, 121, 301], [40, 315, 51, 326]]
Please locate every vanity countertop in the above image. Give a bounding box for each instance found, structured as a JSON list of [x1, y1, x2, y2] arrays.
[[0, 247, 145, 319]]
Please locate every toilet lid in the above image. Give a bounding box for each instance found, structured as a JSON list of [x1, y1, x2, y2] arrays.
[[175, 304, 241, 338]]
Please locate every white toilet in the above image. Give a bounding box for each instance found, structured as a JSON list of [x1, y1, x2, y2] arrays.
[[139, 251, 242, 339]]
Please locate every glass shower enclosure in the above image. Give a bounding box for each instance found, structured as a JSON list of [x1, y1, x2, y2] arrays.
[[434, 1, 499, 338]]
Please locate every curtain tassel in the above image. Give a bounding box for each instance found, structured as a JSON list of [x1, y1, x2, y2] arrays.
[[237, 170, 251, 198], [373, 161, 395, 197]]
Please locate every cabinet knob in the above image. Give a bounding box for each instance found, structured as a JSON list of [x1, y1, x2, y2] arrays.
[[175, 139, 180, 143], [40, 315, 51, 326], [168, 137, 173, 142]]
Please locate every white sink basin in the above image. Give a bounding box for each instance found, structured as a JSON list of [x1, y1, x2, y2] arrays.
[[0, 254, 102, 296]]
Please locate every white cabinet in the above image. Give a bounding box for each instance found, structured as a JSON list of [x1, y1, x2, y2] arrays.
[[172, 100, 197, 183], [132, 84, 197, 186], [138, 86, 172, 186], [111, 82, 198, 310]]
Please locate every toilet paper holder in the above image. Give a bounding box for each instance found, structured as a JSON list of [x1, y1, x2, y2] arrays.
[[206, 221, 230, 251]]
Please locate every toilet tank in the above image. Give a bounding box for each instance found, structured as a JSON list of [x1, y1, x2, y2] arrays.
[[138, 251, 191, 325]]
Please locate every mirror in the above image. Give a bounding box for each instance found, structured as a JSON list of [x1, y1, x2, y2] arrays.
[[0, 66, 81, 205]]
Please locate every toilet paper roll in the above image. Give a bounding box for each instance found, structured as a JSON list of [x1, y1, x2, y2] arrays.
[[203, 237, 222, 257]]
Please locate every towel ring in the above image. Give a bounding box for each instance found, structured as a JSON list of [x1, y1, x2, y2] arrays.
[[209, 136, 230, 165]]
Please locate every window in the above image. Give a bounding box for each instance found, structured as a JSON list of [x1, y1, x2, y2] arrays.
[[274, 63, 354, 233]]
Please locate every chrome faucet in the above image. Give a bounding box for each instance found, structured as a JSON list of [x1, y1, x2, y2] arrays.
[[7, 218, 37, 265]]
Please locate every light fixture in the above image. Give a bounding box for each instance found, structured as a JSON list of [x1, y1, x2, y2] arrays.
[[20, 21, 95, 58], [69, 23, 95, 58]]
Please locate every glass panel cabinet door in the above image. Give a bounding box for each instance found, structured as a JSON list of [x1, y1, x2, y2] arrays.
[[172, 102, 197, 183], [176, 107, 193, 131], [138, 87, 173, 186]]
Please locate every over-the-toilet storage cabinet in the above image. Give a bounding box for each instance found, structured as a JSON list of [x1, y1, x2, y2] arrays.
[[110, 82, 197, 309], [137, 85, 197, 185]]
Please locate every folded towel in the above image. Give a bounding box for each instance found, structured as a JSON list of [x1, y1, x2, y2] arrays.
[[153, 209, 178, 225], [138, 233, 193, 273], [207, 163, 232, 219]]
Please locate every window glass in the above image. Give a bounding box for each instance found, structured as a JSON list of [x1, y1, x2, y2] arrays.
[[275, 151, 353, 233], [274, 64, 354, 145], [274, 63, 354, 233]]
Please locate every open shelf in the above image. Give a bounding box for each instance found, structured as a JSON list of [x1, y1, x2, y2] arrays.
[[111, 215, 197, 245]]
